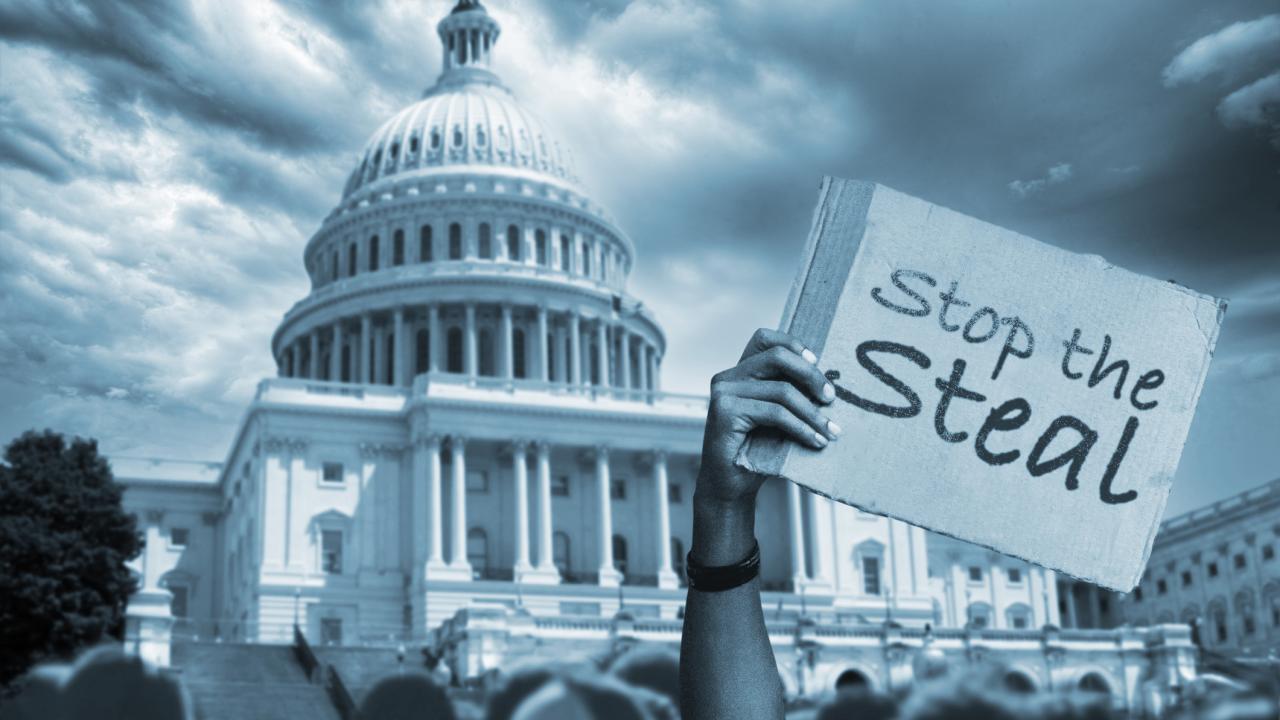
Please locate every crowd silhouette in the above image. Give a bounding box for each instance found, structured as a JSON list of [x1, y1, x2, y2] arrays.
[[2, 641, 1275, 720]]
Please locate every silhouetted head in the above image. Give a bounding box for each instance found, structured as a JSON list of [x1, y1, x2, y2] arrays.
[[359, 673, 455, 720], [60, 646, 189, 720], [607, 649, 679, 707]]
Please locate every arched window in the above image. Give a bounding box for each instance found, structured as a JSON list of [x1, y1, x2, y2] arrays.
[[1078, 673, 1112, 696], [430, 127, 441, 150], [409, 134, 419, 154], [393, 230, 405, 266], [369, 235, 380, 271], [449, 223, 462, 260], [447, 327, 464, 373], [348, 244, 358, 277], [452, 124, 464, 148], [330, 251, 338, 281], [582, 244, 592, 277], [535, 229, 547, 265], [476, 123, 487, 147], [466, 528, 488, 570], [506, 225, 520, 261], [835, 670, 870, 693], [553, 532, 571, 573], [612, 534, 628, 575], [389, 141, 399, 160], [672, 538, 686, 583], [1210, 599, 1228, 644], [420, 226, 433, 262], [1003, 672, 1036, 694], [478, 223, 492, 259], [416, 329, 430, 375], [559, 234, 570, 271], [384, 333, 395, 385], [341, 345, 351, 383], [512, 328, 527, 379], [478, 329, 495, 377]]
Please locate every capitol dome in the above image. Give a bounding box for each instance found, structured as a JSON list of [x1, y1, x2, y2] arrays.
[[272, 0, 665, 402]]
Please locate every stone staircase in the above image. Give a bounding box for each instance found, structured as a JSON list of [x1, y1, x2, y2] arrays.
[[170, 642, 340, 720], [315, 646, 425, 705]]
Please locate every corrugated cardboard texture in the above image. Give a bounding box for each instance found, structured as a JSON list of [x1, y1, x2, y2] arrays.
[[738, 178, 1225, 591]]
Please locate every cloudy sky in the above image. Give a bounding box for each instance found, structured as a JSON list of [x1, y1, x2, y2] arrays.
[[1, 0, 1276, 517]]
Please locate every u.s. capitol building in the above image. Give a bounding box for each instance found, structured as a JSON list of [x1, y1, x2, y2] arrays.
[[116, 0, 1202, 711]]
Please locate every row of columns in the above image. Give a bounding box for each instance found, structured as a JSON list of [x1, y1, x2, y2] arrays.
[[320, 219, 627, 290], [280, 303, 661, 394], [413, 437, 678, 589]]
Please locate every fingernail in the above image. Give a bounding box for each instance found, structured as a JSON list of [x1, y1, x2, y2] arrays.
[[822, 383, 835, 402], [812, 431, 828, 448], [801, 348, 818, 365], [827, 420, 842, 438]]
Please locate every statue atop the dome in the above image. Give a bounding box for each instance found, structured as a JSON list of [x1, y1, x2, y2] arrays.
[[451, 0, 484, 14]]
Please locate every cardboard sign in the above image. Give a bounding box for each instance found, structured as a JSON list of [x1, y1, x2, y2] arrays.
[[739, 178, 1225, 591]]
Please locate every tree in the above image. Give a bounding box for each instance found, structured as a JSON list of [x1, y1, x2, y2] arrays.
[[0, 430, 141, 689]]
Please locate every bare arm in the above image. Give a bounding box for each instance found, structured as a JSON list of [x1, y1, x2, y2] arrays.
[[680, 329, 838, 720]]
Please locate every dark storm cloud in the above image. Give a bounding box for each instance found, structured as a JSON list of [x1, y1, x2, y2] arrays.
[[0, 0, 368, 153]]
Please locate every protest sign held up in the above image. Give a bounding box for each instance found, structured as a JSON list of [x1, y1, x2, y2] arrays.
[[739, 178, 1226, 591]]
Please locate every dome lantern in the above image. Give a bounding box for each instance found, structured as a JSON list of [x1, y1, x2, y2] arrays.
[[434, 0, 501, 90]]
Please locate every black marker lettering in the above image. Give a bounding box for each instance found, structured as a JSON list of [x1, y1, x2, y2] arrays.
[[825, 340, 931, 418], [962, 307, 1000, 343], [1026, 415, 1098, 491], [870, 269, 936, 317], [933, 359, 987, 443], [937, 281, 970, 332], [975, 398, 1031, 465], [1129, 370, 1164, 411], [1088, 334, 1129, 400], [993, 316, 1035, 381], [1099, 416, 1140, 504], [1061, 328, 1093, 380]]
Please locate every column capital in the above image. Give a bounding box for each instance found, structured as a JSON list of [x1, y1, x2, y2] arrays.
[[509, 439, 530, 454], [449, 435, 467, 452], [594, 444, 610, 461], [413, 432, 443, 450]]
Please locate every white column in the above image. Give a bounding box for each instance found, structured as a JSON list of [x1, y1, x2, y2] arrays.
[[808, 493, 835, 588], [595, 320, 609, 388], [331, 322, 343, 382], [569, 311, 582, 387], [449, 437, 471, 573], [596, 446, 621, 587], [788, 482, 807, 588], [423, 435, 445, 569], [654, 451, 678, 589], [638, 342, 650, 396], [393, 307, 406, 386], [501, 304, 514, 380], [536, 305, 549, 383], [619, 327, 631, 392], [309, 330, 320, 379], [360, 313, 373, 384], [512, 441, 532, 573], [428, 304, 441, 373], [535, 442, 556, 573], [464, 303, 477, 379]]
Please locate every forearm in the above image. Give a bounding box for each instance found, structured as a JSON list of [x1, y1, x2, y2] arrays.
[[679, 493, 784, 720]]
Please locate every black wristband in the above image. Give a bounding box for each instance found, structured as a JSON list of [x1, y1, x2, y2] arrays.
[[686, 540, 760, 592]]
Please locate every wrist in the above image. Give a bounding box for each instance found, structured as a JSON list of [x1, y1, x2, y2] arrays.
[[691, 489, 757, 566]]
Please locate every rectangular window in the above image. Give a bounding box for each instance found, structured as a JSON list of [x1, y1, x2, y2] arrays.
[[1012, 615, 1028, 629], [322, 462, 344, 484], [1264, 544, 1276, 561], [393, 231, 405, 265], [321, 530, 343, 574], [420, 226, 433, 262], [968, 566, 983, 583], [1007, 567, 1023, 584], [551, 475, 570, 497], [1234, 553, 1246, 569], [1244, 615, 1256, 635], [466, 470, 489, 493], [668, 483, 682, 504], [1208, 561, 1219, 577], [169, 527, 190, 548], [1157, 579, 1168, 595], [169, 586, 189, 618], [862, 556, 881, 595], [369, 235, 380, 271], [1181, 570, 1193, 587], [610, 478, 627, 500], [320, 617, 343, 646], [1134, 586, 1144, 602]]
